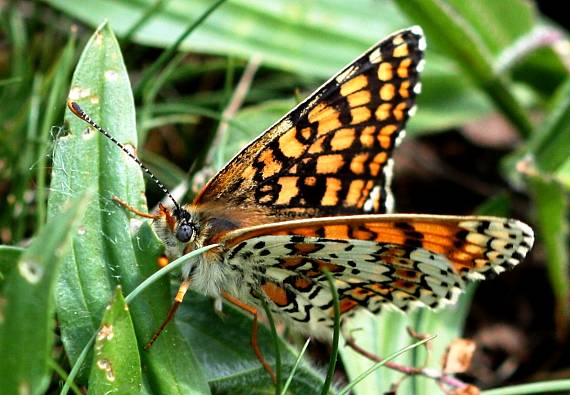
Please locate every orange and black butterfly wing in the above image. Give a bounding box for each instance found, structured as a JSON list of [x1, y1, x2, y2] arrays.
[[195, 27, 425, 217], [220, 215, 533, 335]]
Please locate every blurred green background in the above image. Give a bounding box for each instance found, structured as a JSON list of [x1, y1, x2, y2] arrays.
[[0, 1, 569, 394]]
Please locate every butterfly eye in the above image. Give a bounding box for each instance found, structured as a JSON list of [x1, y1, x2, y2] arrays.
[[176, 223, 195, 243]]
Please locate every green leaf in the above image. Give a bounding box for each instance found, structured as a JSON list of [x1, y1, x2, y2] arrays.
[[36, 30, 78, 229], [474, 192, 512, 217], [394, 0, 534, 137], [445, 0, 534, 54], [88, 287, 142, 395], [482, 379, 570, 395], [0, 245, 24, 284], [528, 178, 569, 338], [48, 20, 147, 379], [341, 311, 412, 394], [130, 223, 211, 395], [0, 193, 90, 395], [528, 77, 570, 180], [177, 292, 332, 394], [43, 0, 408, 78], [49, 22, 209, 393], [43, 0, 501, 135]]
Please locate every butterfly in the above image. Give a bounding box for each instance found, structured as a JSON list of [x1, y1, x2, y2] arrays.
[[67, 26, 534, 378]]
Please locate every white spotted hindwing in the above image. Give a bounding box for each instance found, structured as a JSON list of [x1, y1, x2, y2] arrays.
[[220, 214, 534, 337], [195, 27, 426, 217]]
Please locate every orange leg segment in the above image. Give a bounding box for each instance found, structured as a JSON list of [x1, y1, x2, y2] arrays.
[[222, 292, 276, 383], [145, 278, 192, 350], [112, 196, 161, 220]]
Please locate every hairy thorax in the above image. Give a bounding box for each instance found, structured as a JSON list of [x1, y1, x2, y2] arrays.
[[152, 201, 275, 300]]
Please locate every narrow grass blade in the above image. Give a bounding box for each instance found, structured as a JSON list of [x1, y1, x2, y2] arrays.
[[483, 378, 570, 395], [134, 0, 227, 97], [528, 78, 570, 176], [394, 0, 533, 137], [280, 338, 311, 395], [261, 299, 282, 394], [36, 30, 77, 229], [338, 335, 436, 395], [0, 192, 90, 395]]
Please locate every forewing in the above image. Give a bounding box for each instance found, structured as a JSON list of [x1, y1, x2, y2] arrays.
[[195, 27, 425, 217], [222, 215, 533, 331]]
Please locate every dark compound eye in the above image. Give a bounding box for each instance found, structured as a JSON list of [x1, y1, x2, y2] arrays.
[[176, 223, 194, 243]]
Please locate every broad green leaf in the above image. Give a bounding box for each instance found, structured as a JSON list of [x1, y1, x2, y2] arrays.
[[43, 0, 408, 78], [131, 223, 210, 395], [48, 22, 210, 393], [0, 193, 90, 395], [88, 287, 142, 395], [43, 0, 501, 134], [177, 291, 333, 394], [48, 20, 147, 379]]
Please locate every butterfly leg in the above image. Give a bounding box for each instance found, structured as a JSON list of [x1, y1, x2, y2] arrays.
[[145, 277, 192, 350], [112, 196, 170, 268], [222, 291, 276, 383], [112, 196, 161, 219]]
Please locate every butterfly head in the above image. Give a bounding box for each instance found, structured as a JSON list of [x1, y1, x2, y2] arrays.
[[172, 206, 197, 243], [151, 203, 203, 259]]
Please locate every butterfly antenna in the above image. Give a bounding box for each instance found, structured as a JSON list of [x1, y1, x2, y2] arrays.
[[66, 100, 182, 212]]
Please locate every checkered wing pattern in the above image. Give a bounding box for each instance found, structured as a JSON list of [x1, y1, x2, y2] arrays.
[[221, 215, 533, 335], [195, 27, 425, 217]]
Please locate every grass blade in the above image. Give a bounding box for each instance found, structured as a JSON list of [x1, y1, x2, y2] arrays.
[[338, 336, 436, 395], [0, 192, 90, 395], [280, 338, 311, 395], [394, 0, 533, 137]]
